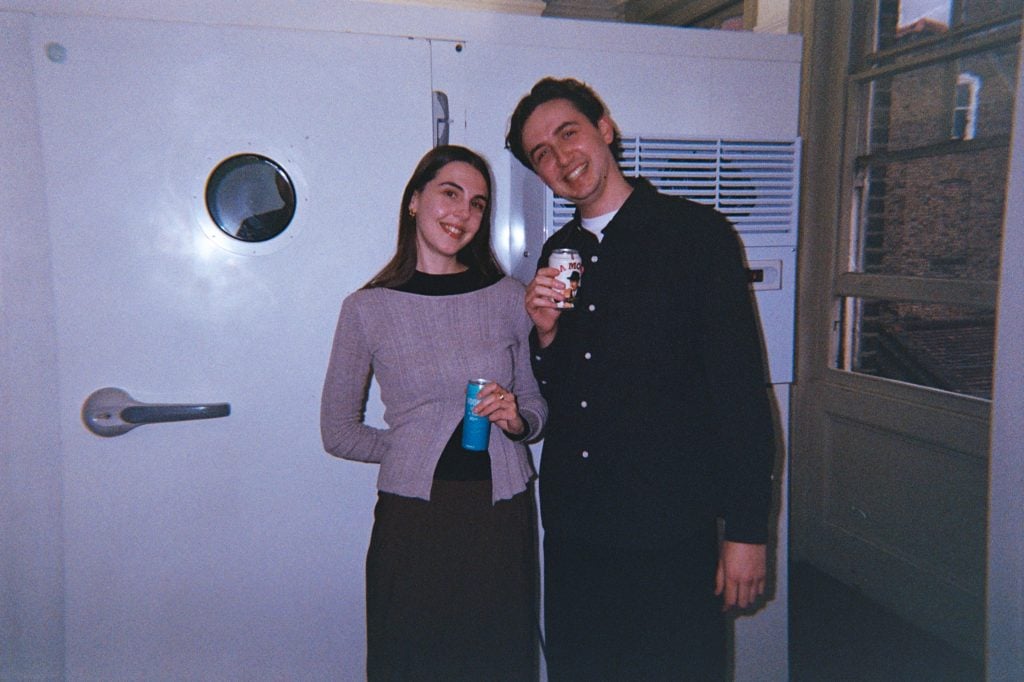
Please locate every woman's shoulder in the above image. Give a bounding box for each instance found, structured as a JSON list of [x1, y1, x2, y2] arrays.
[[488, 277, 531, 326], [486, 276, 528, 307], [343, 287, 374, 306], [340, 286, 398, 315], [492, 275, 526, 294]]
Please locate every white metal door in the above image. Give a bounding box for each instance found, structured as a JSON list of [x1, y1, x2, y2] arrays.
[[32, 14, 431, 679]]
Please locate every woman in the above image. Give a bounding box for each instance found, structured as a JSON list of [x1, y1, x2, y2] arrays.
[[320, 145, 546, 681]]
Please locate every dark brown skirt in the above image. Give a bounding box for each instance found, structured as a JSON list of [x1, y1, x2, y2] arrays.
[[366, 480, 539, 682]]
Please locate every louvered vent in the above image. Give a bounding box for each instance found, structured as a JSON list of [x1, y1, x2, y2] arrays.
[[548, 137, 800, 244]]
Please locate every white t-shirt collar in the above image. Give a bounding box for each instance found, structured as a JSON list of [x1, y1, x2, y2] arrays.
[[581, 210, 617, 242]]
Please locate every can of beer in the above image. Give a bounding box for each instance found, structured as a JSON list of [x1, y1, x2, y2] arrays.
[[461, 378, 491, 452], [548, 248, 583, 309]]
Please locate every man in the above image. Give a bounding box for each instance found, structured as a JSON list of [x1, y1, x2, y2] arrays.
[[506, 77, 776, 680]]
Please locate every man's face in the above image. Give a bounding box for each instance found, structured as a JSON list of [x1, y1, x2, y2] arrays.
[[520, 98, 618, 216]]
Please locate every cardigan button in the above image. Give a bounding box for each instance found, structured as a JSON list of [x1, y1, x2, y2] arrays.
[[581, 450, 590, 459], [587, 304, 596, 312]]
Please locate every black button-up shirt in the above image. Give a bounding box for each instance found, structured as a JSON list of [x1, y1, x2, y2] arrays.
[[531, 179, 776, 549]]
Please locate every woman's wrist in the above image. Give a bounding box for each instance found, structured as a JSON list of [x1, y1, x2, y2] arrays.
[[502, 415, 528, 440]]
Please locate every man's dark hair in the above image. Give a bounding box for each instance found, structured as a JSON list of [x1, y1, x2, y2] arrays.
[[505, 77, 623, 170]]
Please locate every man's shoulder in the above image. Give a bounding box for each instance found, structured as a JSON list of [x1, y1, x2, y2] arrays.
[[635, 187, 737, 245], [539, 218, 589, 263], [642, 185, 728, 223], [545, 219, 584, 246]]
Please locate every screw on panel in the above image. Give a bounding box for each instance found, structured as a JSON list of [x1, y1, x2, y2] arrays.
[[45, 42, 67, 63]]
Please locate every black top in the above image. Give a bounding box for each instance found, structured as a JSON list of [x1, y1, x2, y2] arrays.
[[393, 268, 500, 296], [531, 178, 776, 548], [393, 269, 502, 481]]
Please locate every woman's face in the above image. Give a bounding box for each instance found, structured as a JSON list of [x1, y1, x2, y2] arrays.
[[409, 161, 489, 274]]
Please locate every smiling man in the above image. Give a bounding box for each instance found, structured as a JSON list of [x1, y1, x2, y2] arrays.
[[506, 77, 777, 680]]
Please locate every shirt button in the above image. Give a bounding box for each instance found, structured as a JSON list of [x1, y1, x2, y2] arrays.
[[580, 400, 588, 408], [588, 304, 596, 312], [584, 352, 592, 360], [581, 450, 590, 459]]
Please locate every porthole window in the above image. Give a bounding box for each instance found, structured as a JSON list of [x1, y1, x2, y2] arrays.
[[205, 154, 296, 242]]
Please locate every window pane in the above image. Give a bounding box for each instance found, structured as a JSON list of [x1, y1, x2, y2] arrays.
[[856, 157, 1005, 280], [856, 41, 1017, 281], [877, 0, 1023, 50], [837, 297, 995, 399], [961, 0, 1024, 26], [842, 0, 1019, 398], [868, 44, 1019, 154], [877, 0, 951, 51]]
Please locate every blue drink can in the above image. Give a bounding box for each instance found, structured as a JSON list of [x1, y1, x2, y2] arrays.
[[461, 378, 490, 451]]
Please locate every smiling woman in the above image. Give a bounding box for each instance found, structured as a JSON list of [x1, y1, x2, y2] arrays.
[[320, 145, 547, 681], [362, 145, 502, 289], [409, 160, 489, 273]]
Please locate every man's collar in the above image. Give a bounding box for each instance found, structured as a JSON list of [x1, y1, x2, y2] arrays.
[[570, 175, 653, 227]]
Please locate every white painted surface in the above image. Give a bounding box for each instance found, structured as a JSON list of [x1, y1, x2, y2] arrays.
[[986, 36, 1024, 682], [17, 12, 431, 680], [0, 13, 66, 680], [1, 2, 802, 679]]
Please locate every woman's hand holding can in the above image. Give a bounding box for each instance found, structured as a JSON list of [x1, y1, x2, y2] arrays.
[[475, 381, 525, 438]]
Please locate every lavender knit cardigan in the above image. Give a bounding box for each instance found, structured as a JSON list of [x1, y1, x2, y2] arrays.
[[320, 276, 547, 503]]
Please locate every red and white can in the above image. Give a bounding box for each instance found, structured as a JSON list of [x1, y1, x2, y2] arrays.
[[548, 248, 583, 309]]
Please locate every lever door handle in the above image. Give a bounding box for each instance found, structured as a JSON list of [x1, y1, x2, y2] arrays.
[[432, 90, 450, 147], [82, 387, 230, 437]]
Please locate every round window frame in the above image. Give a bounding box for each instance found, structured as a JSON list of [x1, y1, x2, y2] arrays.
[[197, 151, 304, 256]]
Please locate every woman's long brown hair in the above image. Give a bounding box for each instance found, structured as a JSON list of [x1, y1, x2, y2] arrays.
[[363, 145, 504, 289]]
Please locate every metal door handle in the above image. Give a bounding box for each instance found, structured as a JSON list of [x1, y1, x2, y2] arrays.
[[432, 90, 450, 147], [82, 387, 230, 437]]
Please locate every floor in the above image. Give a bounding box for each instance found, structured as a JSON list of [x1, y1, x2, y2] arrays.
[[788, 561, 984, 681]]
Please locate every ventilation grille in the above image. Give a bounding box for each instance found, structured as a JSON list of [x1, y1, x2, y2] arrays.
[[549, 137, 800, 242]]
